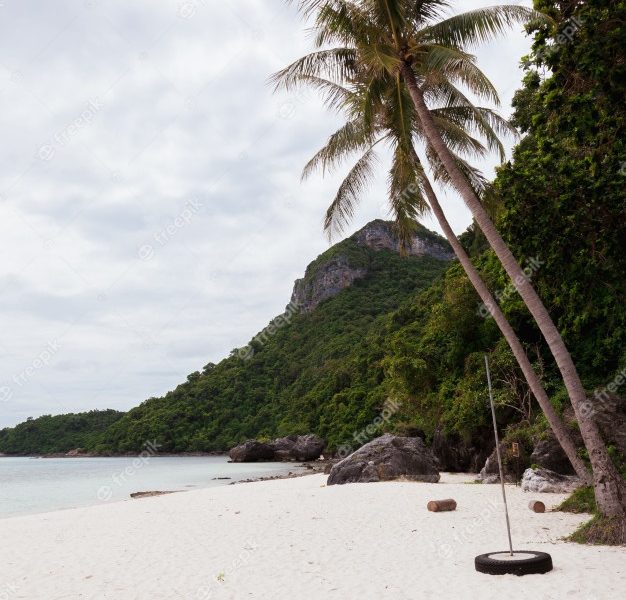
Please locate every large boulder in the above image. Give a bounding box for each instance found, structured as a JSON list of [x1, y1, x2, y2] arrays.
[[229, 440, 275, 462], [521, 467, 582, 494], [270, 434, 325, 461], [530, 437, 578, 475], [477, 444, 519, 484], [327, 434, 440, 485], [229, 435, 325, 462], [430, 429, 492, 472]]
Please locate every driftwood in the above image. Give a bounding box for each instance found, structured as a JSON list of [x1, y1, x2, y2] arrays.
[[528, 500, 546, 513], [427, 498, 457, 512]]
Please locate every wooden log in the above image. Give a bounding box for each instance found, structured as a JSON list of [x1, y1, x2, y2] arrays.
[[528, 500, 546, 513], [427, 498, 457, 512]]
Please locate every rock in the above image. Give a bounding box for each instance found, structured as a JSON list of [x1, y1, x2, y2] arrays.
[[323, 460, 338, 474], [65, 448, 86, 457], [229, 435, 325, 462], [130, 491, 176, 499], [430, 429, 492, 473], [354, 219, 453, 261], [228, 440, 275, 462], [521, 468, 582, 494], [270, 434, 325, 461], [327, 434, 440, 485], [530, 437, 578, 475], [291, 220, 453, 313], [591, 393, 626, 457], [477, 444, 518, 484]]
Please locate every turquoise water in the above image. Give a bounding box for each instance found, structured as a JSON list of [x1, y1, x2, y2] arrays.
[[0, 456, 299, 519]]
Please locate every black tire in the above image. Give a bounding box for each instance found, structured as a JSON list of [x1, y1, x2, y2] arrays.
[[475, 551, 553, 576]]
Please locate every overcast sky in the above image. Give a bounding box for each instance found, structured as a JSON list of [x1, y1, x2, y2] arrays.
[[0, 0, 534, 427]]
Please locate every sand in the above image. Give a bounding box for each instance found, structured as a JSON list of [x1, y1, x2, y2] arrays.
[[0, 472, 624, 599]]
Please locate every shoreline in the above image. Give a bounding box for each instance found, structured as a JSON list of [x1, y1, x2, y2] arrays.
[[1, 472, 623, 599]]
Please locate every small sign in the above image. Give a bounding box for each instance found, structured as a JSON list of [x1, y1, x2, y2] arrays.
[[511, 442, 520, 457]]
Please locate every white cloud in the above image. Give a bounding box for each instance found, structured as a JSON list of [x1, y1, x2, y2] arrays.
[[0, 0, 533, 426]]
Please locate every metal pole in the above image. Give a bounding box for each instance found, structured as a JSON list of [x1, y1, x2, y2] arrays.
[[485, 354, 514, 556]]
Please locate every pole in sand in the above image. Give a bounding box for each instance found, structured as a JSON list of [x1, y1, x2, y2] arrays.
[[485, 354, 514, 556], [473, 355, 553, 576]]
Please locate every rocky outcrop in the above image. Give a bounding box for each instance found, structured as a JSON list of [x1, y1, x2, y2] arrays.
[[355, 219, 453, 260], [528, 394, 626, 476], [430, 429, 492, 472], [271, 434, 325, 461], [589, 393, 626, 457], [327, 434, 440, 485], [229, 440, 275, 462], [521, 467, 582, 494], [229, 435, 325, 462], [477, 444, 519, 484], [291, 256, 367, 314], [292, 220, 453, 313], [530, 437, 578, 475]]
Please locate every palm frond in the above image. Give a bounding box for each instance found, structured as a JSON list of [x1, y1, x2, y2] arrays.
[[269, 48, 357, 92], [419, 6, 550, 49], [324, 147, 379, 238]]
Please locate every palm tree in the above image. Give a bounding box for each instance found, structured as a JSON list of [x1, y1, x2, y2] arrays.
[[279, 0, 625, 515], [271, 54, 590, 482]]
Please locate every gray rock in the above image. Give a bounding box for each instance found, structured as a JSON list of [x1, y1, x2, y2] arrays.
[[591, 393, 626, 457], [521, 467, 582, 494], [229, 435, 325, 462], [477, 444, 518, 484], [327, 434, 440, 485], [292, 220, 453, 313], [430, 429, 492, 472], [228, 440, 275, 462], [354, 219, 453, 261], [530, 437, 578, 475], [270, 434, 325, 461]]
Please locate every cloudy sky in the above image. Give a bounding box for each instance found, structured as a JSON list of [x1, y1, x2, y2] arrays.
[[0, 0, 534, 427]]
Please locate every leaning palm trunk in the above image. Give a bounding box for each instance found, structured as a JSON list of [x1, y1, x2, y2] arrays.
[[402, 63, 625, 516], [417, 167, 590, 483]]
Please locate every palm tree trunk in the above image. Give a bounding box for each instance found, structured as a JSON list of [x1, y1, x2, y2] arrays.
[[416, 162, 589, 482], [402, 63, 625, 516]]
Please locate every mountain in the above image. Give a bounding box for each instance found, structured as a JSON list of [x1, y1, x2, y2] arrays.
[[0, 221, 453, 455]]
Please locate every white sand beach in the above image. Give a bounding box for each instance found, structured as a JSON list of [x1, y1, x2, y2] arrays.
[[0, 472, 623, 600]]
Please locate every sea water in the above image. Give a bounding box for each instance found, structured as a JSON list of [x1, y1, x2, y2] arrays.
[[0, 455, 299, 518]]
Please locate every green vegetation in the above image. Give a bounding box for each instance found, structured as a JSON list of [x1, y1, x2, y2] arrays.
[[569, 515, 626, 546], [97, 241, 449, 453], [557, 487, 597, 514], [0, 410, 124, 455]]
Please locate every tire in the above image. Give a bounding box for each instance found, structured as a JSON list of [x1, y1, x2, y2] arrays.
[[475, 551, 553, 576]]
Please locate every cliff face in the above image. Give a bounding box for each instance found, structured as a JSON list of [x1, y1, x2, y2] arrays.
[[291, 220, 453, 313], [354, 219, 453, 261]]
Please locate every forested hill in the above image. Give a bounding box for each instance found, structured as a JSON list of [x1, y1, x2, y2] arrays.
[[0, 221, 453, 454], [86, 221, 453, 453]]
